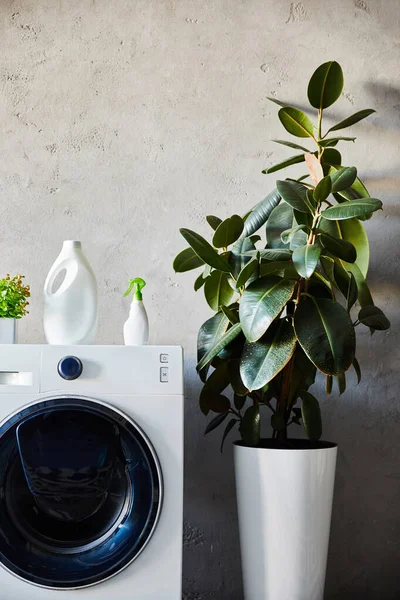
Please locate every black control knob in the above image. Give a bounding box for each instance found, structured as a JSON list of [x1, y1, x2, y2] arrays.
[[57, 356, 83, 380]]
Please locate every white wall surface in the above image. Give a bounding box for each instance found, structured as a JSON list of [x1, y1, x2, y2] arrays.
[[0, 1, 399, 598]]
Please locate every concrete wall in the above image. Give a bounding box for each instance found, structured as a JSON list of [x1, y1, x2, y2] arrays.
[[0, 1, 399, 598]]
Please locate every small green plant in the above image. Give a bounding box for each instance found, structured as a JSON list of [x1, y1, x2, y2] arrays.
[[0, 275, 30, 319], [174, 61, 390, 449]]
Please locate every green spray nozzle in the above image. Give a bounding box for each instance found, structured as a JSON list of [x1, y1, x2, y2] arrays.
[[124, 277, 146, 301]]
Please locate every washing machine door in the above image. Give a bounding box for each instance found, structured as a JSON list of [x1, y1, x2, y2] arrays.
[[0, 397, 162, 589]]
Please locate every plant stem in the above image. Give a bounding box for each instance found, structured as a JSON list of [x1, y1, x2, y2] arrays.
[[275, 295, 300, 441], [317, 109, 323, 159], [274, 208, 321, 440]]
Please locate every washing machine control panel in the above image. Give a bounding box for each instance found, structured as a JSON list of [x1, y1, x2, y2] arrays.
[[57, 356, 83, 381]]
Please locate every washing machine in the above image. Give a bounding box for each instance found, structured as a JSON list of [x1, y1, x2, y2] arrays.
[[0, 345, 184, 599]]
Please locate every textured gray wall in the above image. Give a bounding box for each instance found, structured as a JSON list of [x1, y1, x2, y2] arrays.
[[0, 1, 399, 598]]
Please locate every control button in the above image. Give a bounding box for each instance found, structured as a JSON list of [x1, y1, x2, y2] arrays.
[[57, 356, 83, 381], [160, 354, 169, 363], [160, 367, 169, 383]]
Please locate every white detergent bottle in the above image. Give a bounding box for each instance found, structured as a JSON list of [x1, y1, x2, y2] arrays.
[[43, 241, 98, 344], [123, 277, 149, 345]]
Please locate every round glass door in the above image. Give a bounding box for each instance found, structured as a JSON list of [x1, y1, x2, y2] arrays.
[[0, 397, 162, 589]]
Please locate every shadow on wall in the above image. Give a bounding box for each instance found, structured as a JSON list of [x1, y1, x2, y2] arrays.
[[324, 399, 400, 600], [365, 81, 400, 130]]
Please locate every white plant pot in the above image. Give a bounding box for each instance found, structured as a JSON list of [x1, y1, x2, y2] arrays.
[[0, 318, 17, 344], [234, 440, 337, 600]]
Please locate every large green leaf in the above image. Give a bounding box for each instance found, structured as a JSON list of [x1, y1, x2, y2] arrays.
[[213, 215, 244, 248], [281, 224, 309, 244], [294, 296, 355, 375], [272, 139, 310, 152], [234, 394, 247, 411], [173, 247, 204, 272], [242, 189, 282, 237], [288, 346, 317, 402], [291, 210, 311, 249], [278, 107, 315, 138], [319, 232, 357, 263], [271, 412, 286, 432], [240, 319, 296, 391], [321, 199, 382, 220], [353, 357, 362, 384], [197, 312, 229, 381], [300, 391, 322, 441], [239, 276, 295, 342], [350, 176, 370, 198], [230, 236, 256, 277], [358, 306, 390, 330], [236, 258, 258, 288], [180, 228, 231, 272], [319, 137, 355, 147], [307, 61, 344, 109], [194, 272, 206, 291], [336, 372, 346, 395], [204, 396, 231, 416], [228, 359, 249, 396], [345, 263, 373, 308], [276, 180, 311, 213], [266, 96, 287, 108], [320, 255, 350, 300], [292, 245, 321, 278], [330, 167, 357, 192], [239, 405, 260, 446], [262, 154, 305, 174], [200, 361, 231, 415], [259, 261, 298, 279], [216, 330, 245, 362], [327, 109, 376, 134], [333, 171, 370, 201], [319, 217, 369, 277], [220, 304, 239, 324], [220, 418, 239, 453], [347, 272, 358, 311], [314, 175, 332, 203], [204, 412, 229, 435], [321, 148, 342, 167], [335, 173, 374, 223], [243, 248, 292, 261], [206, 215, 222, 230], [309, 272, 332, 297], [204, 271, 235, 311], [197, 323, 242, 372], [333, 259, 351, 298], [320, 255, 338, 290]]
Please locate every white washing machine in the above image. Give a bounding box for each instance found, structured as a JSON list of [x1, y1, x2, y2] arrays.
[[0, 345, 183, 599]]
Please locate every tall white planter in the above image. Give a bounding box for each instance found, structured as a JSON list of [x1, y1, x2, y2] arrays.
[[0, 318, 16, 344], [234, 441, 337, 600]]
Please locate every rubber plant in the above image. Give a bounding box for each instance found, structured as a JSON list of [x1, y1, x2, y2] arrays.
[[174, 61, 390, 448]]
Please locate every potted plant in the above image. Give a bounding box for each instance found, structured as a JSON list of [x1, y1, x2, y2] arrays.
[[0, 274, 30, 343], [174, 61, 390, 600]]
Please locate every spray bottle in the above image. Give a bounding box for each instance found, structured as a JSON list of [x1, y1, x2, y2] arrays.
[[123, 278, 149, 345]]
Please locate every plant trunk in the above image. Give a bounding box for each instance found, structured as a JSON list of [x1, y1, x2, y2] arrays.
[[274, 293, 298, 440]]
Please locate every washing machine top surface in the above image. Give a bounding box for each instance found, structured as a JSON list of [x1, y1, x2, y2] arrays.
[[0, 344, 184, 397]]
